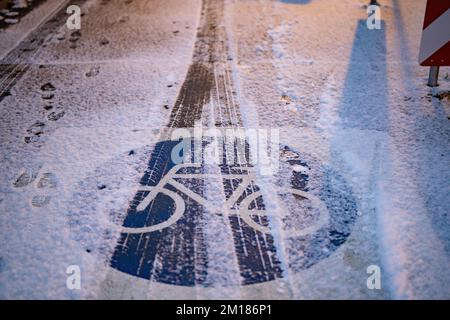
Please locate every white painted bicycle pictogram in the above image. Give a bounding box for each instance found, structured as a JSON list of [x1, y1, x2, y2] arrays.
[[121, 163, 329, 236]]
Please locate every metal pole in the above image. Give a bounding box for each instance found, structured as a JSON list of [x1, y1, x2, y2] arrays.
[[428, 66, 440, 87]]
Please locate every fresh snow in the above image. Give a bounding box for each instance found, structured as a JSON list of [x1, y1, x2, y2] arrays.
[[0, 0, 449, 299]]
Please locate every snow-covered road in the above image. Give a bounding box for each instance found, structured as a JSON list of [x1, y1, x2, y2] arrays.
[[0, 0, 449, 299]]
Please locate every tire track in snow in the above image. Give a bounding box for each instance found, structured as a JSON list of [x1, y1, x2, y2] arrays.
[[107, 0, 284, 296]]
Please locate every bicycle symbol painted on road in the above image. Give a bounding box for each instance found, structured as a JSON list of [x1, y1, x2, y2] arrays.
[[120, 162, 329, 237], [110, 138, 358, 286]]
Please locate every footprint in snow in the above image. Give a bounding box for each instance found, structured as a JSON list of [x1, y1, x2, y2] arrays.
[[26, 121, 45, 135], [13, 165, 59, 208], [31, 195, 51, 207], [31, 172, 58, 208], [41, 83, 56, 91], [25, 121, 45, 142], [36, 173, 58, 189], [47, 111, 65, 121], [43, 103, 53, 111], [69, 31, 81, 49], [41, 82, 55, 100], [86, 66, 100, 77], [24, 135, 41, 144], [13, 167, 40, 188]]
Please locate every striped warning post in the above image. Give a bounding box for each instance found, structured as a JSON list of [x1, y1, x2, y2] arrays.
[[419, 0, 450, 66]]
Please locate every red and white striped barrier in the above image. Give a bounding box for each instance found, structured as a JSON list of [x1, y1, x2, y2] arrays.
[[418, 0, 450, 86]]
